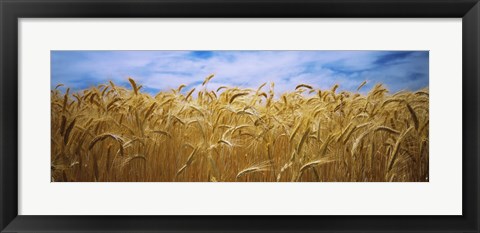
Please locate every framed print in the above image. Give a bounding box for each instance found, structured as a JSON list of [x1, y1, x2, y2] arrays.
[[1, 0, 479, 232]]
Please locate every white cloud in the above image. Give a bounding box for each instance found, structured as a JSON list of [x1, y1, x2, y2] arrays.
[[51, 51, 428, 95]]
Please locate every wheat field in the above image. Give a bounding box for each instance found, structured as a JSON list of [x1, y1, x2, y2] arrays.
[[51, 76, 429, 182]]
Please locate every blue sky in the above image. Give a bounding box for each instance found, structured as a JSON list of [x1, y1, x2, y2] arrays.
[[51, 50, 428, 95]]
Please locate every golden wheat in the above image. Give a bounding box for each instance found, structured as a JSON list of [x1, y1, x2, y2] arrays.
[[51, 78, 429, 182]]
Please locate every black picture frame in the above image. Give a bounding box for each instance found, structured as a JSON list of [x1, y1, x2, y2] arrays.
[[1, 0, 479, 232]]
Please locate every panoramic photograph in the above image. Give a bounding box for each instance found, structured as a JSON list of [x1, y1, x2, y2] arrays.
[[51, 50, 429, 182]]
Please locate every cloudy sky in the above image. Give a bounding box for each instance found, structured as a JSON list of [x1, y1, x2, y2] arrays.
[[51, 50, 428, 95]]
